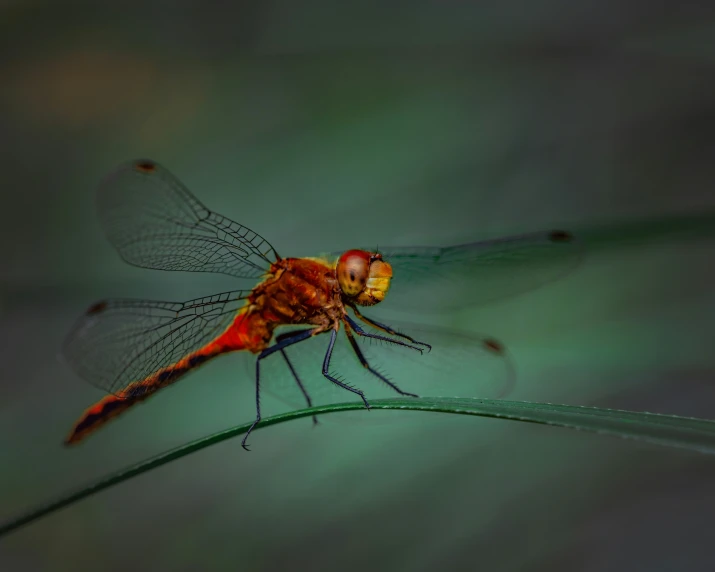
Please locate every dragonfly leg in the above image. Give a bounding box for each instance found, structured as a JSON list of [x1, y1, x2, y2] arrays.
[[322, 328, 371, 409], [243, 328, 317, 451], [344, 314, 425, 354], [344, 324, 419, 398], [280, 348, 319, 426], [350, 306, 431, 352], [275, 330, 319, 424]]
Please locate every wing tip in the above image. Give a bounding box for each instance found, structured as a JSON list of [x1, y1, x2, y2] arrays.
[[131, 159, 159, 174], [85, 300, 108, 316], [548, 229, 574, 243]]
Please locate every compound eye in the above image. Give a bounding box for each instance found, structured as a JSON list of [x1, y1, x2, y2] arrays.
[[337, 250, 370, 297]]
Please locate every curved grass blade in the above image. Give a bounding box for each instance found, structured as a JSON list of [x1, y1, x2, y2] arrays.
[[4, 396, 715, 539]]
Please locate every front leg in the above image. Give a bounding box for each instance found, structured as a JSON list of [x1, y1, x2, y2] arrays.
[[344, 313, 426, 354], [343, 321, 418, 398], [350, 305, 431, 352]]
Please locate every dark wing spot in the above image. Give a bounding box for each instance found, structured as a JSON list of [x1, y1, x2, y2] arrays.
[[86, 301, 108, 315], [549, 230, 573, 243], [483, 338, 504, 354], [134, 160, 157, 174], [349, 271, 356, 282]]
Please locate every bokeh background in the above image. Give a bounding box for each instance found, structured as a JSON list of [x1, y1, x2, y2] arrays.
[[2, 1, 715, 570]]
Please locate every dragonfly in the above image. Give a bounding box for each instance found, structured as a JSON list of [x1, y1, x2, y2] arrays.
[[62, 159, 581, 450]]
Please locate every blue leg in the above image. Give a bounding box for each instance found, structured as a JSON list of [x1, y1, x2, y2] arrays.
[[350, 306, 431, 351], [280, 348, 319, 426], [275, 329, 319, 424], [344, 314, 426, 353], [322, 328, 371, 409], [344, 324, 418, 398], [242, 328, 316, 451]]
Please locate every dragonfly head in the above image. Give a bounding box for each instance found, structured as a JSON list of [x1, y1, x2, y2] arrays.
[[336, 249, 392, 306]]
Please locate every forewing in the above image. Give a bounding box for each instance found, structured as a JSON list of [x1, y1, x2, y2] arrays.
[[97, 159, 278, 279], [332, 229, 581, 312], [61, 290, 250, 397]]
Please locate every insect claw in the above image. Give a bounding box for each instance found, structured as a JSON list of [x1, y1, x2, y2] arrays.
[[241, 429, 254, 451]]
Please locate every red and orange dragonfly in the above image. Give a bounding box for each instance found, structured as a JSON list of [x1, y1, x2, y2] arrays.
[[62, 159, 580, 449]]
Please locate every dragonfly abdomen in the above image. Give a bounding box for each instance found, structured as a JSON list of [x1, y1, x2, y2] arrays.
[[64, 347, 223, 445]]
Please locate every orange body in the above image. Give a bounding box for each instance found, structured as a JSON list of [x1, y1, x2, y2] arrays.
[[66, 256, 348, 444]]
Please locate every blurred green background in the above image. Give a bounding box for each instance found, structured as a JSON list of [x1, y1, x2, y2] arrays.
[[2, 2, 715, 570]]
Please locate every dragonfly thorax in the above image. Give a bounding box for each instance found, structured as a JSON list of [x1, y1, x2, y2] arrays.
[[336, 250, 392, 307]]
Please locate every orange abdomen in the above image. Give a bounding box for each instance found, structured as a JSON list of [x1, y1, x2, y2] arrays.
[[65, 309, 273, 445]]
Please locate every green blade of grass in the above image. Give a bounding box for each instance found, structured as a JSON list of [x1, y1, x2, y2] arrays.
[[576, 210, 715, 251], [3, 396, 715, 539]]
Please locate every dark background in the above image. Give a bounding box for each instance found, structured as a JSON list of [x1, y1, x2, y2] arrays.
[[2, 2, 715, 570]]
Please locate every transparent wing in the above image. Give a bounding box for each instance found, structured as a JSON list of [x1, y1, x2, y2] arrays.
[[332, 229, 581, 312], [97, 159, 279, 279], [61, 290, 250, 397], [253, 317, 515, 424]]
